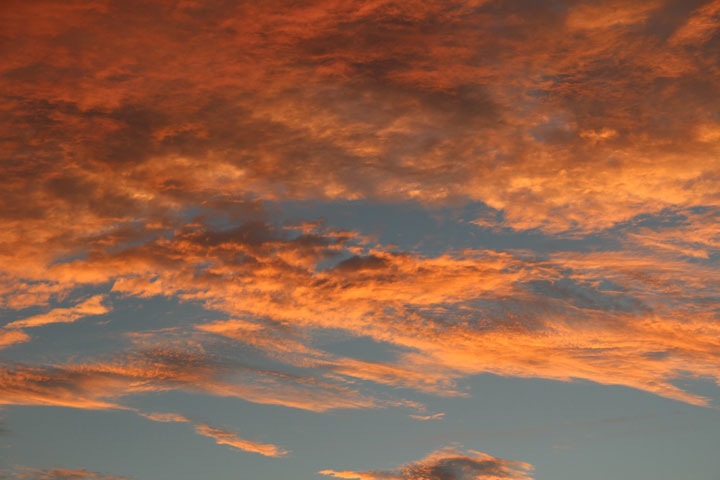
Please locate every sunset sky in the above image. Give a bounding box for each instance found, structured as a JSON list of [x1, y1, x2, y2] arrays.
[[1, 1, 720, 479]]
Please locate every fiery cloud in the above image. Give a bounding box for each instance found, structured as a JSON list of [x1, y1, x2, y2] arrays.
[[2, 0, 720, 261], [30, 219, 718, 404], [1, 215, 718, 405], [2, 0, 720, 476]]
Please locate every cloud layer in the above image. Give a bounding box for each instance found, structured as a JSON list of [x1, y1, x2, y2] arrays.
[[2, 0, 720, 474]]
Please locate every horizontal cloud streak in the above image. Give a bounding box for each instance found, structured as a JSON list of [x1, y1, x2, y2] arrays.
[[5, 467, 131, 480], [193, 424, 288, 457], [320, 447, 534, 480], [137, 411, 288, 456], [5, 295, 110, 329], [0, 348, 393, 413]]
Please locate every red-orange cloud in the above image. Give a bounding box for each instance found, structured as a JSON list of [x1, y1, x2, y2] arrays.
[[1, 0, 719, 267]]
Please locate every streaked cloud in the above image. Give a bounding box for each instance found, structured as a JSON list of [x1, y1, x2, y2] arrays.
[[1, 214, 718, 405], [4, 467, 130, 480], [409, 413, 445, 421], [193, 424, 288, 457], [0, 348, 393, 413], [5, 295, 110, 329], [137, 412, 288, 456]]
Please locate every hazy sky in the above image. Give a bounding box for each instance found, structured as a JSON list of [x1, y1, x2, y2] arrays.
[[1, 1, 720, 479]]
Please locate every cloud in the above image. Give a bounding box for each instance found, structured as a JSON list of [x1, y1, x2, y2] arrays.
[[1, 0, 719, 262], [0, 329, 30, 349], [409, 413, 445, 421], [3, 2, 720, 477], [98, 220, 719, 405], [5, 295, 111, 329], [566, 1, 662, 30], [137, 411, 190, 423], [0, 347, 395, 413], [319, 447, 534, 480], [0, 0, 718, 446], [137, 411, 288, 457], [670, 0, 720, 45], [1, 215, 717, 405], [193, 424, 288, 457], [4, 467, 130, 480]]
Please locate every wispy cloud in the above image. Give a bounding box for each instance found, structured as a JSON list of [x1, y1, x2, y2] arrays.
[[0, 348, 392, 413], [193, 424, 288, 457], [136, 411, 288, 457], [5, 295, 110, 329], [4, 467, 131, 480], [409, 413, 445, 421]]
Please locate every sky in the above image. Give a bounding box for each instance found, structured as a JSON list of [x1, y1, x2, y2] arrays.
[[1, 0, 720, 479]]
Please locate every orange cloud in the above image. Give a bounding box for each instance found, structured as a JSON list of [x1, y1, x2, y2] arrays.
[[2, 215, 715, 405], [5, 295, 110, 329], [670, 0, 720, 45], [0, 329, 30, 349], [137, 411, 190, 424], [0, 0, 719, 440], [4, 3, 720, 478], [0, 348, 396, 413], [193, 424, 288, 457], [137, 411, 288, 457], [320, 447, 534, 480], [7, 467, 130, 480], [566, 0, 661, 30], [0, 0, 718, 270], [104, 221, 718, 405]]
